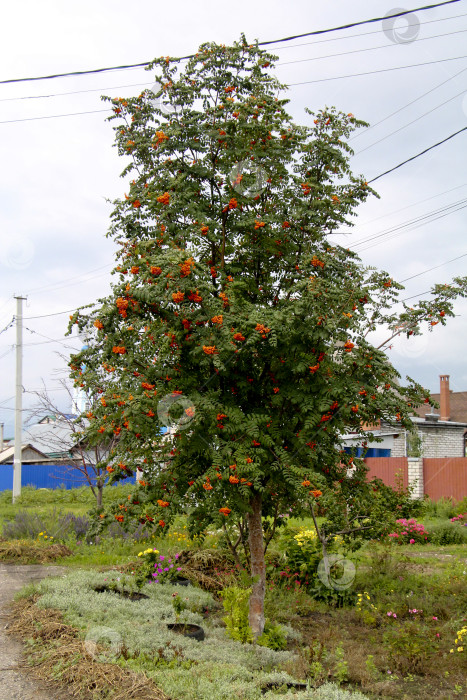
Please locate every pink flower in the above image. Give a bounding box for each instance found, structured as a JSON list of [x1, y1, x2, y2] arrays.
[[409, 539, 415, 544]]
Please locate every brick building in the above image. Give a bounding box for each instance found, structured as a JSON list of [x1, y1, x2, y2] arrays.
[[342, 375, 467, 458]]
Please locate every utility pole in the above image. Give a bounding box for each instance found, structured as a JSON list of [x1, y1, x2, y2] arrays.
[[12, 295, 26, 503], [0, 423, 4, 452]]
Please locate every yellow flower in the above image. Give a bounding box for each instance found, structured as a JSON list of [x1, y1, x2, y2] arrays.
[[137, 552, 143, 557], [458, 647, 464, 652]]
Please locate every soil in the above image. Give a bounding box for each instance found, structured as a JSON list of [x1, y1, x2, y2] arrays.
[[0, 563, 72, 700], [93, 584, 149, 600]]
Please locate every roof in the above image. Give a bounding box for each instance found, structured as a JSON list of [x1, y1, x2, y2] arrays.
[[0, 443, 51, 464], [19, 420, 76, 457], [414, 391, 467, 424]]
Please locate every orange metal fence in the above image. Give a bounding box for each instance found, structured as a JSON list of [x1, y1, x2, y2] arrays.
[[423, 458, 467, 502], [364, 457, 408, 489]]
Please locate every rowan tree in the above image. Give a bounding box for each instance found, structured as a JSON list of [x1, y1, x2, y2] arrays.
[[68, 36, 467, 637]]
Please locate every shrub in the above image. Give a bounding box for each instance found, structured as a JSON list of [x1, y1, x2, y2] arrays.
[[219, 585, 253, 644], [383, 620, 436, 674], [273, 526, 321, 590], [454, 497, 467, 516], [2, 509, 90, 542], [369, 475, 424, 526], [422, 497, 457, 520], [387, 518, 428, 545], [257, 621, 287, 651], [429, 521, 467, 545]]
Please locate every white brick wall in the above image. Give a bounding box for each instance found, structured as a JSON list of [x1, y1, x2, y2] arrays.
[[407, 457, 424, 499], [417, 424, 465, 458]]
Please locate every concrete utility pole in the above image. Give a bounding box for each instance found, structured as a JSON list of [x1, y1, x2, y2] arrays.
[[0, 423, 4, 452], [12, 295, 26, 503]]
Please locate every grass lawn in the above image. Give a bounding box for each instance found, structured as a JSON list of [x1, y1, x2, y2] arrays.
[[1, 487, 467, 698]]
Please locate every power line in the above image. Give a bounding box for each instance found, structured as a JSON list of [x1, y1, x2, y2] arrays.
[[4, 52, 467, 127], [24, 263, 112, 296], [357, 202, 467, 252], [0, 318, 15, 336], [399, 252, 467, 282], [288, 53, 467, 87], [354, 88, 466, 156], [337, 182, 467, 234], [0, 1, 460, 86], [259, 1, 461, 46], [4, 51, 467, 127], [0, 108, 110, 125], [22, 308, 82, 320], [272, 11, 467, 52], [4, 18, 467, 107], [350, 197, 467, 248], [24, 326, 80, 350], [350, 65, 467, 141], [368, 126, 467, 183], [0, 81, 149, 104], [0, 347, 14, 361], [278, 27, 467, 68]]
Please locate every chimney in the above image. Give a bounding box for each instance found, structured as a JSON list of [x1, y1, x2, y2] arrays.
[[440, 375, 450, 421]]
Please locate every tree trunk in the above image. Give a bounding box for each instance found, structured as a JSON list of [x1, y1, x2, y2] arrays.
[[96, 481, 103, 507], [247, 492, 266, 639]]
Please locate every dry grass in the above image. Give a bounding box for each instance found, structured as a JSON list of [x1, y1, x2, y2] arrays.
[[0, 539, 73, 563], [7, 596, 170, 700], [175, 548, 236, 592]]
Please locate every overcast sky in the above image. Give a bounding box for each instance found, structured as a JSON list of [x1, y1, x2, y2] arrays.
[[0, 0, 466, 436]]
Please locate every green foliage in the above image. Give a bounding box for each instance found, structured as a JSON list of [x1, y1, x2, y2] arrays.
[[429, 521, 467, 545], [364, 654, 380, 680], [172, 592, 187, 619], [257, 621, 287, 650], [219, 585, 253, 644], [65, 34, 465, 547], [382, 621, 436, 674], [274, 525, 321, 590], [406, 429, 422, 458], [333, 643, 349, 685], [422, 496, 457, 520], [32, 569, 300, 700], [308, 579, 357, 608]]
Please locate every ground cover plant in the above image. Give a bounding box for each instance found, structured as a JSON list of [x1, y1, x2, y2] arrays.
[[3, 490, 466, 698], [11, 568, 372, 700]]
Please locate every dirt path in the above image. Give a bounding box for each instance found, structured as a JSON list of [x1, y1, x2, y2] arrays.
[[0, 563, 72, 700]]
